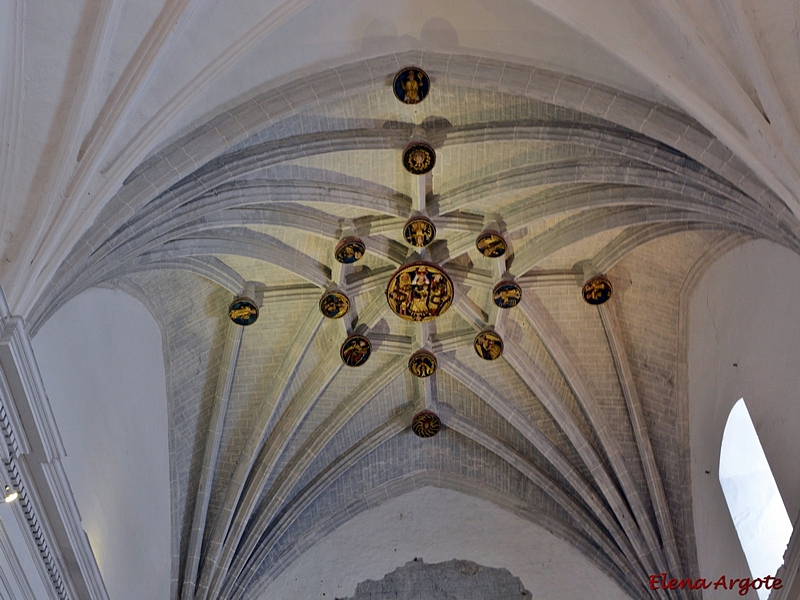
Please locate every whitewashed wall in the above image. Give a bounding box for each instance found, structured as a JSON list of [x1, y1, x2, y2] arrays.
[[689, 239, 800, 598], [262, 486, 628, 599], [33, 288, 171, 600]]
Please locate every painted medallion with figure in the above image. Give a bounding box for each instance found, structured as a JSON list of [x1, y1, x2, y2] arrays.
[[404, 216, 436, 247], [340, 335, 371, 367], [319, 291, 350, 319], [386, 262, 453, 322], [335, 237, 366, 264], [228, 298, 259, 326], [408, 350, 437, 378], [393, 67, 430, 104], [493, 281, 522, 308], [474, 330, 503, 361], [582, 276, 613, 305], [476, 231, 507, 258]]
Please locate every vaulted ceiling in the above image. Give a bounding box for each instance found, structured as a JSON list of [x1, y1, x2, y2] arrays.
[[2, 1, 800, 599]]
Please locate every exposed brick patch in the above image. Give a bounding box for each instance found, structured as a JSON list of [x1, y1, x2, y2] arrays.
[[340, 558, 532, 599]]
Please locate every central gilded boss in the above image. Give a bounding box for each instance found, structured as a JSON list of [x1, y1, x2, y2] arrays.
[[386, 262, 454, 322]]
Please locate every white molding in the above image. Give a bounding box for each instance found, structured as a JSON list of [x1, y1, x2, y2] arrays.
[[0, 0, 25, 246], [0, 317, 65, 460], [41, 461, 110, 600], [0, 294, 109, 600], [0, 285, 11, 321], [0, 364, 31, 458], [0, 517, 37, 600], [4, 459, 66, 600]]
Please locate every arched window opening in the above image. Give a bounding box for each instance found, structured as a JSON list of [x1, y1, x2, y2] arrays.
[[719, 398, 793, 598]]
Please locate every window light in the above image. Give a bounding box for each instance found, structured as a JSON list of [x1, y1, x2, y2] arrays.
[[719, 398, 793, 599]]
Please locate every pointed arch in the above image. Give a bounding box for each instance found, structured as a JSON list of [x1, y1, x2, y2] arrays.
[[719, 398, 792, 596]]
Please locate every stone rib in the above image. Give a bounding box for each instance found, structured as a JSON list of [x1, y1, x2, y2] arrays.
[[444, 412, 649, 596], [229, 417, 410, 599], [217, 359, 407, 599], [437, 355, 647, 583], [509, 206, 725, 277], [191, 306, 325, 599], [198, 296, 390, 600], [599, 300, 684, 583], [180, 322, 243, 600], [516, 293, 678, 594], [498, 340, 663, 582], [591, 223, 749, 275]]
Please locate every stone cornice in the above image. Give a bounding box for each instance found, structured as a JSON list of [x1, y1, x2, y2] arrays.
[[0, 515, 38, 600], [0, 317, 65, 461]]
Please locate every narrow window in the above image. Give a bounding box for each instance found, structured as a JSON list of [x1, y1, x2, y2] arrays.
[[719, 398, 793, 599]]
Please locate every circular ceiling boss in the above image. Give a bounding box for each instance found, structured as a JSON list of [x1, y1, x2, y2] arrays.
[[340, 334, 371, 367], [386, 262, 454, 322], [476, 231, 507, 258], [582, 275, 613, 305], [474, 330, 503, 361], [493, 280, 522, 308], [411, 410, 441, 438], [393, 67, 430, 104], [228, 297, 259, 326], [408, 350, 437, 378], [404, 216, 436, 247], [335, 237, 365, 264], [402, 142, 435, 175], [319, 290, 350, 319]]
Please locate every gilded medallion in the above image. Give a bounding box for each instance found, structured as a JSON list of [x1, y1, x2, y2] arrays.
[[403, 216, 436, 247], [319, 291, 350, 319], [340, 334, 371, 367], [393, 67, 430, 104], [402, 142, 436, 175], [386, 262, 453, 322], [411, 410, 441, 438], [408, 350, 437, 378], [493, 281, 522, 308], [335, 237, 366, 264], [228, 298, 259, 326], [582, 276, 613, 305], [474, 330, 503, 361], [476, 231, 507, 258]]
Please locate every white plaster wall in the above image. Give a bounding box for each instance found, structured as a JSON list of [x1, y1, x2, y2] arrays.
[[261, 486, 629, 600], [689, 239, 800, 598], [137, 0, 670, 152], [32, 288, 171, 600]]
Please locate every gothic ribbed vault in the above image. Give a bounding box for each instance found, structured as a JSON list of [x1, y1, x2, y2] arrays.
[[21, 51, 800, 600], [3, 2, 800, 600]]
